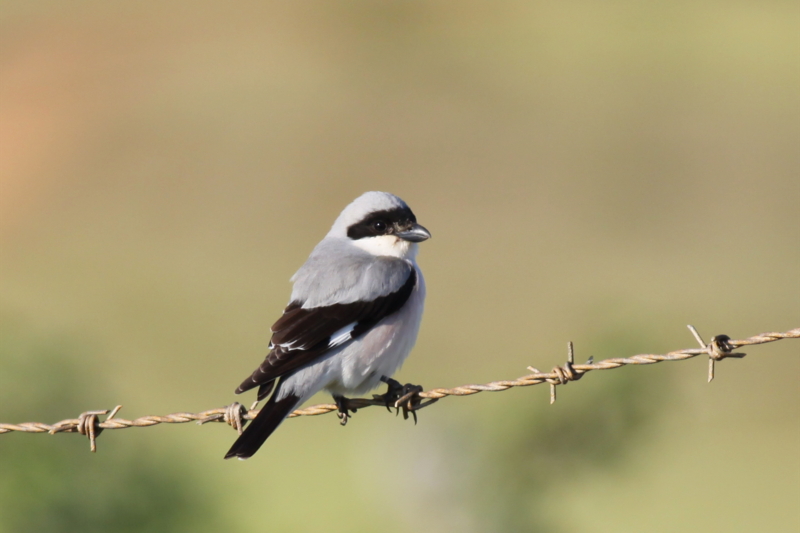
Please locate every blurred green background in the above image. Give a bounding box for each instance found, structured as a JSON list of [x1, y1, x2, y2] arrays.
[[1, 1, 798, 532]]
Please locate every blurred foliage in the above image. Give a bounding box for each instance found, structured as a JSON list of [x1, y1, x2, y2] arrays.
[[472, 329, 670, 532], [0, 320, 224, 533]]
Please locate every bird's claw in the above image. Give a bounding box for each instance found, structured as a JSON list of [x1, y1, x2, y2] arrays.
[[374, 377, 426, 424], [375, 377, 404, 412], [396, 384, 424, 423], [333, 396, 357, 426]]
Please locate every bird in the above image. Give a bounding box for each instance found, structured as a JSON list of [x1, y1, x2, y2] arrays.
[[225, 191, 431, 459]]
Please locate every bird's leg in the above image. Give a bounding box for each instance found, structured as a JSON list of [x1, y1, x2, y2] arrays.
[[376, 376, 404, 412], [375, 376, 425, 423], [333, 395, 357, 426]]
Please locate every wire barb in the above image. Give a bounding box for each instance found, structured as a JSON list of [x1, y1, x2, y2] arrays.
[[1, 326, 797, 451], [197, 402, 248, 435], [687, 325, 748, 382], [47, 405, 123, 452], [547, 341, 586, 404]]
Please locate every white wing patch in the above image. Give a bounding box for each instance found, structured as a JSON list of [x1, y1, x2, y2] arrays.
[[328, 323, 357, 348]]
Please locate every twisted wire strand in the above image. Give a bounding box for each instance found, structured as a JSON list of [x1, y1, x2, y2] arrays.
[[1, 326, 797, 451]]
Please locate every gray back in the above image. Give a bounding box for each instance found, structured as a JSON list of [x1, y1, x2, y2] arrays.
[[290, 238, 413, 309]]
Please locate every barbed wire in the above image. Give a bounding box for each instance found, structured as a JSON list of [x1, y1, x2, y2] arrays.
[[1, 325, 797, 452]]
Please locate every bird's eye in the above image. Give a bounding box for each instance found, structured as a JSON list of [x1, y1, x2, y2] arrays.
[[372, 220, 387, 233]]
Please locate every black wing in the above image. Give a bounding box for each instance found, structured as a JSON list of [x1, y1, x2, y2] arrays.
[[235, 268, 416, 400]]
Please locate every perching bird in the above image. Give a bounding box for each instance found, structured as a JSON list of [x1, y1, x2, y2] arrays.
[[225, 191, 430, 459]]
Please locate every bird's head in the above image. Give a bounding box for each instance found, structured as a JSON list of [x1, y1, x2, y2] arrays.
[[327, 191, 431, 260]]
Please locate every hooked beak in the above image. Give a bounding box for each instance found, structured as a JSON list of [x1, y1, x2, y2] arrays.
[[396, 223, 431, 243]]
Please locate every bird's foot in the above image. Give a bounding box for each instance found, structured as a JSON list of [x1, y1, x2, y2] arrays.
[[374, 376, 427, 424], [376, 377, 404, 412], [333, 395, 357, 426]]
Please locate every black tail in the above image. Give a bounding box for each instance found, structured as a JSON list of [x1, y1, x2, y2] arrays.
[[224, 388, 300, 460]]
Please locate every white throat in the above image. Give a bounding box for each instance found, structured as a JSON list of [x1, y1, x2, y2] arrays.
[[351, 235, 418, 260]]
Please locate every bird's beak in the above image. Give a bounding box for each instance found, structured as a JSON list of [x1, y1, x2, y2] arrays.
[[396, 223, 431, 243]]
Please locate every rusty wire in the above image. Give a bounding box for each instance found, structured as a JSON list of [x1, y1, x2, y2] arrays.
[[1, 325, 797, 452]]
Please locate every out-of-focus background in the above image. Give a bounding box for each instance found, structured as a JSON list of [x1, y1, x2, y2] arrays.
[[1, 1, 798, 532]]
